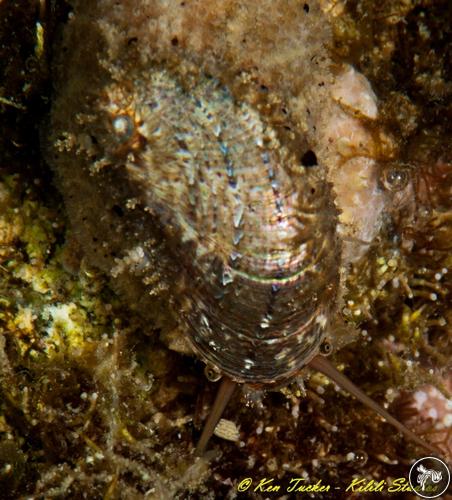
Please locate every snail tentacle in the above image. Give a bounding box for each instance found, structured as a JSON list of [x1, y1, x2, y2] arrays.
[[308, 355, 441, 456], [195, 377, 237, 456]]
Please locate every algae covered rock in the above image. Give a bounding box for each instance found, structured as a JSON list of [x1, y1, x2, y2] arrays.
[[0, 0, 450, 498]]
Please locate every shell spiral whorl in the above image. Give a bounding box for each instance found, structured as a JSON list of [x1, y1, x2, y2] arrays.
[[49, 0, 340, 386]]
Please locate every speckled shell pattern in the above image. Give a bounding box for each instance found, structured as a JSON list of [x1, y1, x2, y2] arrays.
[[49, 1, 341, 386], [120, 70, 340, 384]]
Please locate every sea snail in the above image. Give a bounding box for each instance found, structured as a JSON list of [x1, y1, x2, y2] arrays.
[[48, 1, 440, 458]]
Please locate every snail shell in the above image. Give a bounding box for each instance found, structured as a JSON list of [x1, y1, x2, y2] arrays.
[[128, 69, 340, 385], [48, 1, 341, 387], [46, 3, 340, 384], [52, 62, 340, 385]]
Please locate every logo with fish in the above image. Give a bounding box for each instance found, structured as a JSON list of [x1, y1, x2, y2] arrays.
[[409, 456, 450, 498]]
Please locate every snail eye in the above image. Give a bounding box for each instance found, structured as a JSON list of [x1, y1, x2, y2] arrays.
[[319, 339, 333, 356], [381, 164, 410, 191], [300, 149, 317, 167], [204, 364, 222, 382], [112, 114, 134, 142]]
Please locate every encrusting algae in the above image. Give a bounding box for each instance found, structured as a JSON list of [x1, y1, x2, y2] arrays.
[[0, 0, 450, 498]]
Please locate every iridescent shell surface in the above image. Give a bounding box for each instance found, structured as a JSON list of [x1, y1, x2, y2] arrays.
[[49, 1, 341, 386]]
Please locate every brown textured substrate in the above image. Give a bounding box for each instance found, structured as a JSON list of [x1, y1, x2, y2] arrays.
[[0, 1, 450, 499]]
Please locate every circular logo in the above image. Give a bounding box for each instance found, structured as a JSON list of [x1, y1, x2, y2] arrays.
[[409, 456, 450, 498]]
